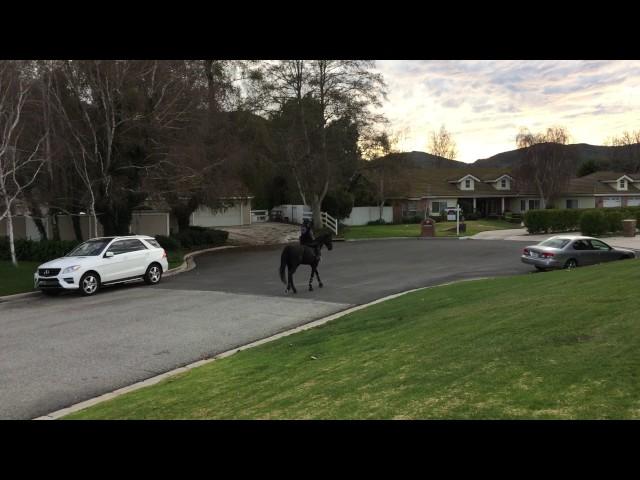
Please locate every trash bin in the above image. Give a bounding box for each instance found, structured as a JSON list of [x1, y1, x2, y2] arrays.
[[622, 219, 637, 237], [421, 218, 436, 237]]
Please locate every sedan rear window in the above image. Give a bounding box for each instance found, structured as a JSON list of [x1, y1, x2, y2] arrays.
[[538, 238, 570, 249]]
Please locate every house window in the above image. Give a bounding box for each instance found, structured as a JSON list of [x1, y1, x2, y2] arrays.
[[406, 201, 418, 216], [528, 199, 541, 210], [465, 179, 471, 189], [501, 178, 507, 188], [566, 199, 579, 209], [520, 200, 526, 211], [619, 179, 627, 190], [431, 201, 444, 213]]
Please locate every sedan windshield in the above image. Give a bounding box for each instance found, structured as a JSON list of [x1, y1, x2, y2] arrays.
[[538, 238, 571, 249], [66, 239, 111, 256]]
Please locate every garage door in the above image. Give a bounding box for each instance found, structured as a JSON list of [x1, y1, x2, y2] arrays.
[[191, 205, 242, 227], [603, 197, 621, 208], [627, 197, 640, 207]]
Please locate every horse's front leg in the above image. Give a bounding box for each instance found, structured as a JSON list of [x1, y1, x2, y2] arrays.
[[288, 266, 298, 294], [315, 266, 323, 288]]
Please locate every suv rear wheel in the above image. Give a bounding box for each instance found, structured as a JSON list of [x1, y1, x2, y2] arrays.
[[144, 263, 162, 285]]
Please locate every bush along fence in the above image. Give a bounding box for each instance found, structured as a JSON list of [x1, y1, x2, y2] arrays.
[[0, 237, 80, 262], [523, 207, 640, 236], [155, 227, 229, 252], [1, 227, 229, 263]]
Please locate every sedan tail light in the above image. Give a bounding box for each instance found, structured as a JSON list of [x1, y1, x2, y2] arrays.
[[523, 248, 530, 255], [162, 249, 167, 258]]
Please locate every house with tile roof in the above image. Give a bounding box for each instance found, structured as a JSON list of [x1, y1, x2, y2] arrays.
[[384, 168, 640, 222]]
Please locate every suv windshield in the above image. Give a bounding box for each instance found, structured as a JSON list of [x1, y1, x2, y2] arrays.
[[539, 238, 571, 249], [66, 239, 111, 256]]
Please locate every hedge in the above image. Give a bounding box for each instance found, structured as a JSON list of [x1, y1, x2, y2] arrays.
[[523, 206, 640, 234], [1, 226, 229, 262], [155, 227, 229, 251], [0, 237, 80, 262], [580, 210, 608, 236]]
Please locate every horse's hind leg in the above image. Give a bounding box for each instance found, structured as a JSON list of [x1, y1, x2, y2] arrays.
[[308, 267, 315, 291], [315, 267, 323, 288]]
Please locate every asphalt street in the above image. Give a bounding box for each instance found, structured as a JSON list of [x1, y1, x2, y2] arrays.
[[0, 238, 531, 419]]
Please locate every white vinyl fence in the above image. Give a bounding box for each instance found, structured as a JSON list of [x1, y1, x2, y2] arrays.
[[342, 206, 393, 226]]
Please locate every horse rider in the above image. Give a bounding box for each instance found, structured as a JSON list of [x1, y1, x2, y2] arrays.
[[300, 218, 320, 259]]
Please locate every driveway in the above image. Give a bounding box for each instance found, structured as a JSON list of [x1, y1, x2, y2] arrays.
[[0, 238, 530, 419]]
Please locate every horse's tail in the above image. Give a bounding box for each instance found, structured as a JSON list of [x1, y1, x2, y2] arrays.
[[279, 247, 288, 285]]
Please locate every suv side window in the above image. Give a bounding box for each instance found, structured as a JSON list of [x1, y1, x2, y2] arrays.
[[106, 240, 128, 256], [145, 239, 162, 249], [123, 239, 147, 252], [106, 239, 147, 255]]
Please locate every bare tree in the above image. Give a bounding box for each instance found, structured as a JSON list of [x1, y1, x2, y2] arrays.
[[514, 126, 574, 209], [51, 60, 195, 236], [605, 130, 640, 173], [428, 124, 458, 167], [0, 62, 45, 266]]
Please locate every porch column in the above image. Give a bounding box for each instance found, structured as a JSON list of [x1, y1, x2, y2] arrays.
[[473, 197, 476, 211], [501, 197, 505, 213]]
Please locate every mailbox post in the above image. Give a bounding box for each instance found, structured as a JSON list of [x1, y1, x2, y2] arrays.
[[421, 218, 436, 237]]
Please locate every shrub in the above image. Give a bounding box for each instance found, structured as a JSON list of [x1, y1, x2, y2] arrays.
[[580, 210, 608, 236], [401, 215, 423, 224], [367, 219, 387, 225], [0, 237, 80, 262], [603, 209, 624, 233], [155, 235, 181, 251], [172, 227, 228, 249], [523, 210, 549, 234]]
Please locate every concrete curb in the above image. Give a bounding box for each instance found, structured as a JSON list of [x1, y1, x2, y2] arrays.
[[0, 290, 41, 303], [164, 246, 238, 277], [35, 276, 489, 420]]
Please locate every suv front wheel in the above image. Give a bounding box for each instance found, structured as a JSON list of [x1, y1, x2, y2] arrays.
[[144, 263, 162, 285], [80, 272, 100, 296]]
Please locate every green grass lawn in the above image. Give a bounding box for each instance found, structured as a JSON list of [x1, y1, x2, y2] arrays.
[[342, 219, 517, 240], [0, 261, 39, 296], [66, 258, 640, 419]]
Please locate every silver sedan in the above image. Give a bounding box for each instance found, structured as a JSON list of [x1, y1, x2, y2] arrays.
[[521, 235, 636, 271]]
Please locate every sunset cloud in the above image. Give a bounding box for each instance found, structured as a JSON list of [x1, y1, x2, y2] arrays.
[[374, 60, 640, 162]]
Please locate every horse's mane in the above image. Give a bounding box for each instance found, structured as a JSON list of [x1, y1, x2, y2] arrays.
[[309, 231, 332, 247]]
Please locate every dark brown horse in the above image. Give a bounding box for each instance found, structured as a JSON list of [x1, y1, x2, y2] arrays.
[[279, 231, 333, 293]]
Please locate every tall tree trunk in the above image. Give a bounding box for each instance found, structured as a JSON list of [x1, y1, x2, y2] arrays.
[[49, 209, 60, 241], [312, 194, 323, 231], [5, 201, 17, 266]]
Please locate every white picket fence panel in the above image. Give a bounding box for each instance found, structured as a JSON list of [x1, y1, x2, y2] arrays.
[[321, 212, 338, 236]]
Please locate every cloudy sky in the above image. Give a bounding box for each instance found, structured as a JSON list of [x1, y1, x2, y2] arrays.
[[374, 60, 640, 163]]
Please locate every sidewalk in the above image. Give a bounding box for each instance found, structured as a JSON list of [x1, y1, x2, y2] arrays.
[[470, 228, 640, 251]]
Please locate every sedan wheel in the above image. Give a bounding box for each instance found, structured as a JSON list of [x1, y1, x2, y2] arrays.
[[144, 264, 162, 285], [564, 259, 578, 270], [80, 272, 100, 296]]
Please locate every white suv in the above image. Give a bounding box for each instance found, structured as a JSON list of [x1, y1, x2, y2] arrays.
[[34, 235, 170, 296]]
